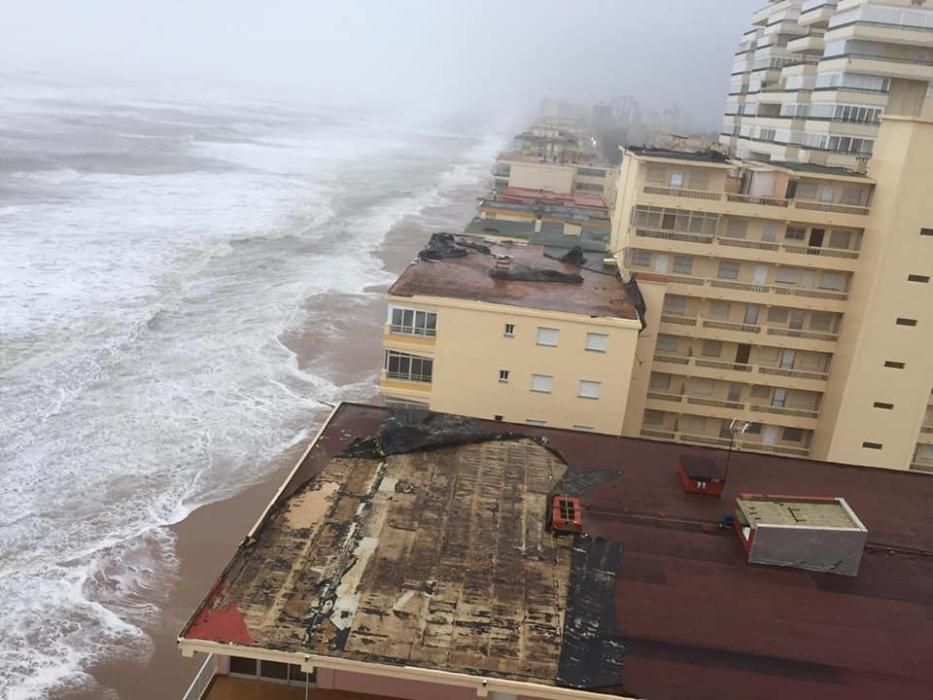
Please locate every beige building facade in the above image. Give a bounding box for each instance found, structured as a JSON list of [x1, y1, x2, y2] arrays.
[[613, 82, 933, 471], [380, 238, 644, 435], [494, 153, 618, 203]]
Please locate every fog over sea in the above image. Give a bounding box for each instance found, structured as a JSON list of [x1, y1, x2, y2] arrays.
[[0, 75, 505, 699]]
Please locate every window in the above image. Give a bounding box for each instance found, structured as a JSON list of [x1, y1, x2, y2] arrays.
[[288, 665, 310, 685], [390, 307, 437, 337], [572, 424, 594, 431], [669, 171, 685, 188], [656, 334, 677, 352], [631, 249, 652, 267], [649, 372, 671, 390], [819, 272, 846, 291], [745, 422, 762, 435], [771, 388, 787, 407], [384, 351, 433, 383], [536, 327, 559, 346], [526, 419, 547, 426], [896, 318, 918, 327], [499, 370, 510, 383], [922, 228, 933, 236], [809, 312, 835, 332], [578, 380, 602, 399], [494, 414, 503, 421], [873, 402, 894, 410], [767, 307, 789, 323], [762, 223, 780, 242], [230, 657, 258, 675], [261, 661, 289, 681], [718, 261, 740, 280], [672, 255, 693, 274], [785, 226, 806, 241], [726, 219, 748, 239], [751, 384, 771, 399], [504, 323, 515, 337], [663, 295, 687, 314], [692, 378, 714, 395], [644, 410, 665, 425], [585, 332, 608, 352], [577, 167, 606, 177], [709, 301, 731, 320], [531, 374, 553, 393], [862, 441, 883, 450], [828, 230, 852, 250], [884, 361, 906, 369], [701, 340, 722, 357], [908, 274, 930, 283], [775, 267, 799, 285], [782, 428, 803, 442]]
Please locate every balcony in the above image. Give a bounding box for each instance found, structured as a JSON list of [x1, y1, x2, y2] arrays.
[[909, 458, 933, 474], [639, 185, 870, 226], [652, 353, 828, 391], [383, 325, 437, 355], [659, 314, 840, 352], [787, 35, 825, 54], [640, 427, 810, 457], [645, 391, 820, 429], [655, 273, 849, 312], [632, 228, 860, 271]]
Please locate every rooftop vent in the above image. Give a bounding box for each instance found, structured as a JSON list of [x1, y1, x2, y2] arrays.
[[734, 494, 868, 577], [678, 454, 726, 497], [493, 254, 513, 273], [550, 494, 582, 534]]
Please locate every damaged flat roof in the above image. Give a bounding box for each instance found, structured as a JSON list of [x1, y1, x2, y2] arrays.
[[182, 404, 933, 700]]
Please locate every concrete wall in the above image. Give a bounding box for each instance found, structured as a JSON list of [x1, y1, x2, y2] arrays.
[[509, 162, 576, 194]]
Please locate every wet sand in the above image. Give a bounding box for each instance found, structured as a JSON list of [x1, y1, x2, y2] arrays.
[[73, 198, 475, 699]]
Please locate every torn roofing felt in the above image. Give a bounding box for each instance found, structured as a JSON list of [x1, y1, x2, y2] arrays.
[[557, 535, 625, 690], [417, 232, 493, 260], [489, 265, 584, 284], [341, 409, 556, 458]]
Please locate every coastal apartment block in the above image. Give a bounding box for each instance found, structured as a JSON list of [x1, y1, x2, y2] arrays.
[[379, 235, 644, 435], [493, 152, 618, 204], [612, 80, 933, 471], [722, 0, 933, 170]]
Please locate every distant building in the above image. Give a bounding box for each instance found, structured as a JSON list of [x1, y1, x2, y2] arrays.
[[492, 151, 618, 204], [722, 0, 933, 170], [380, 235, 645, 434], [611, 79, 933, 471], [178, 403, 933, 700]]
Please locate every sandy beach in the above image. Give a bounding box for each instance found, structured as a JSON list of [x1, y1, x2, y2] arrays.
[[70, 198, 472, 700]]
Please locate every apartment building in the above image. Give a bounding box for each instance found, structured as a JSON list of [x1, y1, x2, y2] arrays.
[[178, 403, 933, 700], [379, 234, 645, 434], [722, 0, 933, 170], [493, 151, 618, 203], [612, 79, 933, 471]]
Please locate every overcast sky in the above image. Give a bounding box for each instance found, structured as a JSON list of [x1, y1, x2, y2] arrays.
[[1, 0, 760, 128]]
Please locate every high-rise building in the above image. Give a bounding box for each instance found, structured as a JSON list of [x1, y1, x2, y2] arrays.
[[721, 0, 933, 170], [612, 79, 933, 472]]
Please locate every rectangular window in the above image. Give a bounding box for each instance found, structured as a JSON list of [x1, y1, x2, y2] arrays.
[[767, 307, 789, 323], [390, 306, 438, 337], [578, 380, 602, 399], [230, 657, 258, 676], [536, 327, 560, 346], [260, 661, 289, 681], [663, 295, 687, 314], [526, 419, 547, 426], [709, 301, 731, 320], [692, 378, 714, 395], [775, 267, 799, 285], [828, 230, 852, 250], [819, 272, 846, 291], [873, 402, 894, 410], [504, 323, 515, 337], [784, 226, 806, 241], [884, 361, 906, 369], [672, 255, 693, 274], [656, 334, 678, 353], [782, 428, 803, 442], [862, 441, 883, 450], [701, 340, 722, 357], [499, 370, 509, 383], [585, 332, 608, 352], [531, 374, 553, 393], [649, 372, 671, 390], [908, 274, 930, 283], [922, 228, 933, 236], [384, 351, 433, 383], [771, 388, 787, 408], [718, 261, 740, 280], [745, 422, 762, 435], [572, 424, 594, 431], [494, 414, 503, 421], [751, 384, 770, 399], [896, 318, 918, 327], [631, 249, 652, 267], [644, 409, 665, 425], [726, 219, 748, 239], [669, 171, 685, 188]]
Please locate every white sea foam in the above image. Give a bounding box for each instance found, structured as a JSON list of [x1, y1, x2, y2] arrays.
[[0, 86, 503, 698]]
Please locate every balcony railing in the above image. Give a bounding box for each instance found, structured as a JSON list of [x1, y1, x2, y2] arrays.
[[639, 428, 810, 457], [389, 325, 437, 337], [182, 654, 217, 700], [641, 185, 870, 216], [385, 370, 433, 383], [635, 228, 862, 261], [750, 403, 821, 418], [653, 354, 828, 382], [766, 326, 839, 342], [647, 392, 821, 421], [660, 314, 840, 344], [656, 273, 850, 302]]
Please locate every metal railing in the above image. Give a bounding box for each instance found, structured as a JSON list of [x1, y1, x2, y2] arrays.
[[639, 428, 811, 456], [701, 319, 761, 334], [652, 354, 827, 383], [656, 273, 850, 301], [646, 392, 820, 421], [750, 403, 820, 418], [389, 324, 437, 338], [182, 654, 217, 700], [766, 326, 839, 342], [385, 370, 433, 383]]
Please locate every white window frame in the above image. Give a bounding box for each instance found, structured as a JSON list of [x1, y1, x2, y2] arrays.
[[531, 374, 553, 393], [536, 327, 560, 347], [578, 380, 601, 400], [389, 305, 437, 337], [585, 332, 608, 353], [504, 323, 515, 337], [499, 369, 510, 383]]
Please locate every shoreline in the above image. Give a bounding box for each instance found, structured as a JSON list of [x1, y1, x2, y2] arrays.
[[71, 184, 483, 700]]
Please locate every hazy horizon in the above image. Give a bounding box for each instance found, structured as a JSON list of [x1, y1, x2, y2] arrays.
[[2, 0, 760, 129]]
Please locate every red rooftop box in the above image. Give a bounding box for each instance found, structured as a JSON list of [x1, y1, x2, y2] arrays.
[[551, 495, 583, 533], [678, 454, 726, 496]]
